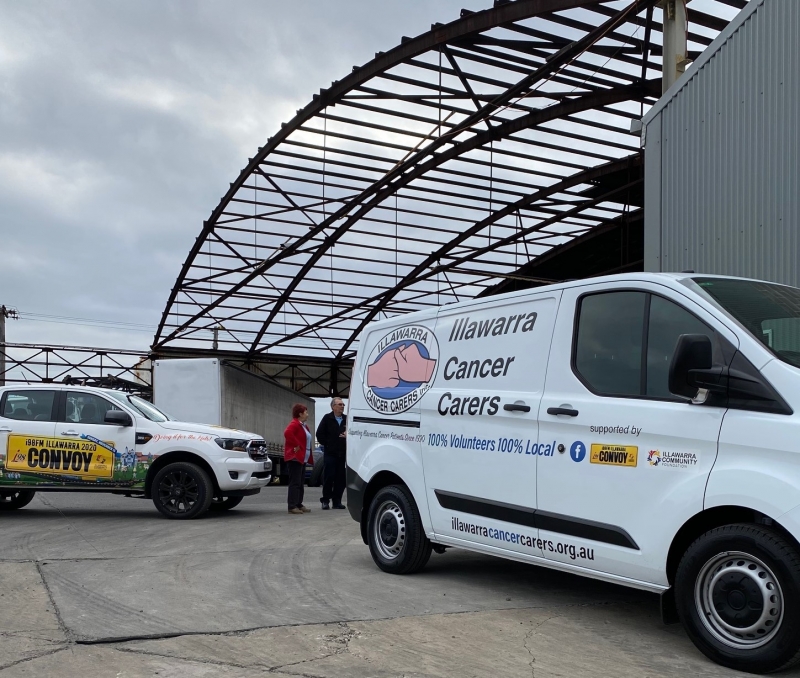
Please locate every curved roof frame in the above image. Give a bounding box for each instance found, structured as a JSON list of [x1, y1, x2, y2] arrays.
[[154, 0, 746, 361]]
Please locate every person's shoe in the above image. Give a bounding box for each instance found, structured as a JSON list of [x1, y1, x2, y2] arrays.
[[332, 504, 346, 510], [300, 505, 311, 513], [288, 508, 303, 514], [320, 499, 330, 510]]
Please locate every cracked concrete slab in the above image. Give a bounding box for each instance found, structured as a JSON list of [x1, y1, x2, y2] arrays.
[[0, 562, 67, 670], [4, 488, 800, 677], [0, 645, 298, 677], [105, 605, 772, 678], [114, 623, 355, 672], [13, 490, 639, 641]]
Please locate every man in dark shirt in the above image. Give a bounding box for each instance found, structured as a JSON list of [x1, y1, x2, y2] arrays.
[[316, 397, 347, 510]]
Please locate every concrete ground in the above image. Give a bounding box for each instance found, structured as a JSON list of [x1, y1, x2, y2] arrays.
[[1, 487, 798, 677]]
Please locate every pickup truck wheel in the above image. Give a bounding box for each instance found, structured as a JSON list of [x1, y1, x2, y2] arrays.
[[367, 485, 431, 574], [152, 462, 213, 519], [0, 490, 36, 511], [675, 524, 800, 674], [209, 496, 244, 512]]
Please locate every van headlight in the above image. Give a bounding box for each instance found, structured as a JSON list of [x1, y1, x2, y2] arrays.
[[214, 438, 249, 453]]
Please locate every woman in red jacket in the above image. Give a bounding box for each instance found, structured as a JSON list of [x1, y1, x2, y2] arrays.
[[284, 403, 313, 514]]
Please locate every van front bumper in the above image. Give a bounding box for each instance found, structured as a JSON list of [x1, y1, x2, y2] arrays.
[[215, 456, 272, 491]]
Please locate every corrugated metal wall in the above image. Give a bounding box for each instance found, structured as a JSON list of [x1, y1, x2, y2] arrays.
[[644, 0, 799, 285]]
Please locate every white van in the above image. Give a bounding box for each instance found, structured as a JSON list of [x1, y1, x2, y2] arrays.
[[0, 384, 272, 518], [347, 273, 800, 673]]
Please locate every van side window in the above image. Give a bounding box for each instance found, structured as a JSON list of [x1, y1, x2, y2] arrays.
[[0, 390, 57, 421], [646, 296, 714, 398], [66, 392, 119, 425], [574, 292, 646, 396], [574, 291, 717, 399]]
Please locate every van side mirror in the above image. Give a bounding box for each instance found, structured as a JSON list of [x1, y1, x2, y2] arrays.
[[105, 409, 133, 426], [668, 334, 723, 400]]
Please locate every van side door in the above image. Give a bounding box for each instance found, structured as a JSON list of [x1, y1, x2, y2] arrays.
[[0, 389, 57, 487], [421, 290, 561, 557], [536, 283, 733, 586]]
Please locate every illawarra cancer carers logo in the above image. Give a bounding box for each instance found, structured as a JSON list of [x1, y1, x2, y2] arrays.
[[363, 325, 439, 415]]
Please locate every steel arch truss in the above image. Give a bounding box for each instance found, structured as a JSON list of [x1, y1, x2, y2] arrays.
[[154, 0, 745, 363]]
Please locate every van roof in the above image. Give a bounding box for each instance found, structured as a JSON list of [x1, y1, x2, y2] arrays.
[[361, 271, 785, 333]]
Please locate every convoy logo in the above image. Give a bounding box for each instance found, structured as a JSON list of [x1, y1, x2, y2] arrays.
[[647, 450, 660, 466], [363, 325, 439, 415], [590, 444, 638, 467], [5, 435, 114, 478]]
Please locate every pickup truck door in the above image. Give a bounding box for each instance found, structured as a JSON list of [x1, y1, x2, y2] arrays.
[[61, 391, 138, 485], [0, 389, 57, 487], [421, 290, 561, 558], [536, 282, 732, 586]]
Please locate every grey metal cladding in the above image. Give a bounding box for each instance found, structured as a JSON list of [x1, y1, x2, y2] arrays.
[[650, 0, 799, 285]]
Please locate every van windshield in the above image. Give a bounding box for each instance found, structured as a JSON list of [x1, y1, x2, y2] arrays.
[[105, 391, 172, 422], [692, 277, 800, 368]]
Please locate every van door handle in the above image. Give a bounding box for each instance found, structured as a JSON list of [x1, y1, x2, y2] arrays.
[[503, 403, 531, 413], [547, 407, 579, 417], [60, 430, 80, 436], [0, 426, 11, 433]]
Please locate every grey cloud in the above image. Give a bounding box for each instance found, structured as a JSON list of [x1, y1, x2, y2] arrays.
[[0, 0, 472, 351]]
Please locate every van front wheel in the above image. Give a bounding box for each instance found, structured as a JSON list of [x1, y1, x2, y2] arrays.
[[0, 490, 35, 511], [675, 524, 800, 673], [367, 485, 431, 574]]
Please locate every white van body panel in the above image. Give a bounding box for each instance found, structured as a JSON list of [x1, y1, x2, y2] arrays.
[[348, 311, 438, 534], [707, 358, 800, 518], [348, 272, 800, 592], [349, 438, 431, 535], [536, 279, 741, 585], [423, 289, 561, 558]]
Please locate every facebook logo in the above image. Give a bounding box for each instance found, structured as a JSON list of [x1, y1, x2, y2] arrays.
[[570, 441, 586, 463]]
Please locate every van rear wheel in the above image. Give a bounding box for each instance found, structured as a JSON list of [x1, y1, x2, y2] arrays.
[[0, 490, 35, 511], [675, 524, 800, 673], [367, 485, 431, 574], [152, 462, 214, 519]]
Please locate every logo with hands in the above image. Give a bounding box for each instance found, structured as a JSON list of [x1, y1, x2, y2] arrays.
[[363, 325, 439, 415]]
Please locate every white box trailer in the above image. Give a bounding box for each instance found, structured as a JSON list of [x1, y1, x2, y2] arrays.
[[153, 358, 315, 480]]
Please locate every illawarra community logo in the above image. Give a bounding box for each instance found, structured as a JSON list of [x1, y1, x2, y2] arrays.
[[363, 325, 439, 415], [648, 450, 661, 466]]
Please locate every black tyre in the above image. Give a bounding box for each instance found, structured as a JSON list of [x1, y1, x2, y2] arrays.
[[308, 455, 324, 487], [0, 490, 36, 511], [367, 484, 431, 574], [675, 524, 800, 674], [152, 462, 214, 519], [209, 496, 244, 512]]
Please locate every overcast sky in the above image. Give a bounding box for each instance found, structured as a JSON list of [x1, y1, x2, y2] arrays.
[[0, 0, 477, 351]]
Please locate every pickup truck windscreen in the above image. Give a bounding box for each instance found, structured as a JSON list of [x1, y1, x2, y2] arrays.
[[692, 277, 800, 368], [105, 391, 173, 422]]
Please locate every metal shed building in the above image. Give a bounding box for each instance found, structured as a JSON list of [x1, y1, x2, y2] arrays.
[[642, 0, 799, 284]]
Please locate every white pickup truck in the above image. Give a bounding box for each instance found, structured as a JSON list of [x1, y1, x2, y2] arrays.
[[0, 384, 272, 518]]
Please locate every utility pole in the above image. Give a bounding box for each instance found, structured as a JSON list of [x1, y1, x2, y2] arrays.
[[659, 0, 690, 94], [0, 306, 19, 387]]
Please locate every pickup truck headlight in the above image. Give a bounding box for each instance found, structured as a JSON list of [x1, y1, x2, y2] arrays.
[[214, 438, 249, 453]]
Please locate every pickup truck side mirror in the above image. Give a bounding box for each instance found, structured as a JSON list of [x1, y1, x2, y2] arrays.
[[105, 409, 133, 427], [668, 334, 720, 400]]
